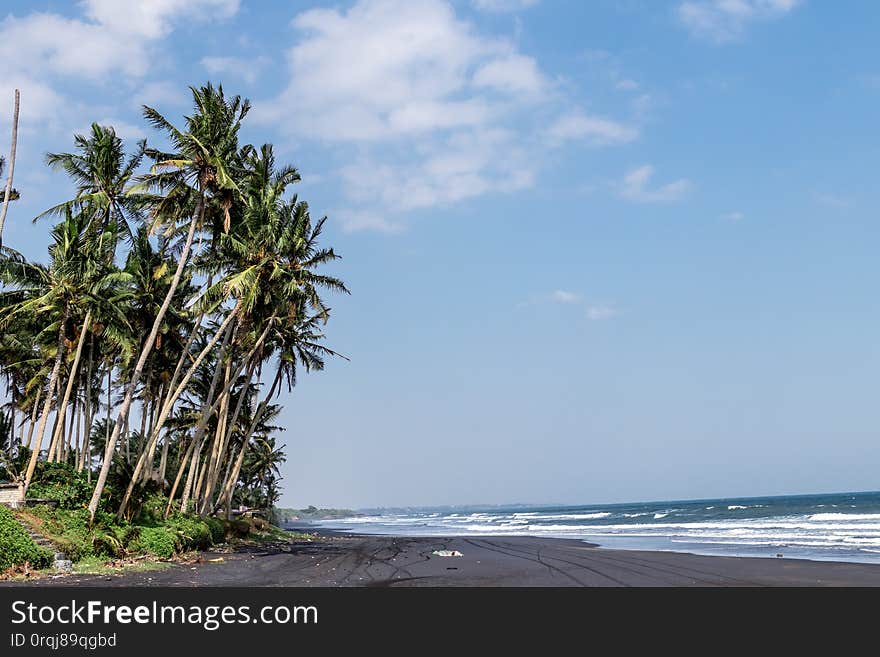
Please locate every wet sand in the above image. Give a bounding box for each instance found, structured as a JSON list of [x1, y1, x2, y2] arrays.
[[10, 532, 880, 587]]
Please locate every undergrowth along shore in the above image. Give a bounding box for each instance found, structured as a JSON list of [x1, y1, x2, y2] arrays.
[[1, 461, 301, 578]]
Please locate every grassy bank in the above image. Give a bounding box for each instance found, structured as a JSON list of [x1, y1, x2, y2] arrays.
[[1, 462, 300, 578]]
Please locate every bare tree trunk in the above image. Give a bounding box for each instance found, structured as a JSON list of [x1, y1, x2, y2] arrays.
[[118, 308, 239, 518], [202, 357, 257, 515], [23, 317, 66, 493], [23, 385, 41, 452], [78, 345, 94, 472], [47, 311, 91, 462], [0, 89, 20, 247], [197, 356, 232, 514], [158, 433, 170, 482], [218, 364, 283, 516], [87, 203, 202, 524], [164, 435, 196, 516]]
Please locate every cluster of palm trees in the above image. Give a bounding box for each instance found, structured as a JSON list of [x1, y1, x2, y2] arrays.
[[0, 84, 347, 523]]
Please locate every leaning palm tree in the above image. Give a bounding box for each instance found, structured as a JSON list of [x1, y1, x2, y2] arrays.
[[0, 211, 130, 491], [88, 83, 250, 523]]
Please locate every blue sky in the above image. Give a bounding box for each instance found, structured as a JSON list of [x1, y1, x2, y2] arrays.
[[2, 0, 879, 508]]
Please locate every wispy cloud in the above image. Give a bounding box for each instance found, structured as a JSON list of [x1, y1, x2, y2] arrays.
[[617, 165, 692, 203], [525, 291, 619, 321], [722, 211, 745, 221], [546, 111, 639, 145], [255, 0, 632, 233], [586, 306, 617, 321], [201, 55, 270, 84], [677, 0, 801, 43], [0, 0, 240, 132], [814, 192, 852, 209], [472, 0, 540, 12], [551, 290, 582, 304]]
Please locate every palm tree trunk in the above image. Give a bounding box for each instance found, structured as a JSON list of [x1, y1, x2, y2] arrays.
[[0, 89, 20, 248], [47, 311, 91, 463], [197, 356, 232, 514], [78, 345, 94, 472], [23, 385, 41, 452], [87, 200, 202, 523], [218, 364, 283, 516], [158, 433, 170, 482], [23, 316, 67, 493], [118, 307, 239, 518], [164, 435, 196, 516], [202, 357, 257, 515]]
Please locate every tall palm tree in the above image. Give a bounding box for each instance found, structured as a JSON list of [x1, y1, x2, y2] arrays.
[[40, 123, 147, 247], [88, 83, 250, 523], [0, 211, 130, 491]]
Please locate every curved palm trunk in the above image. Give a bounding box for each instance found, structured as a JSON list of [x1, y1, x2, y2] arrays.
[[87, 202, 202, 524], [164, 435, 196, 516], [23, 317, 66, 493], [200, 357, 257, 516], [0, 89, 20, 247], [171, 322, 271, 517], [218, 365, 283, 517], [117, 307, 239, 518], [23, 385, 42, 452], [196, 357, 232, 515], [47, 311, 91, 462]]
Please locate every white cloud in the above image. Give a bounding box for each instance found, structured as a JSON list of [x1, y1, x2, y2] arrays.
[[587, 306, 617, 321], [132, 81, 189, 110], [814, 192, 852, 209], [88, 118, 147, 141], [547, 111, 639, 145], [618, 165, 692, 203], [201, 55, 270, 84], [82, 0, 240, 39], [677, 0, 801, 43], [722, 211, 745, 221], [615, 79, 639, 91], [257, 0, 624, 232], [336, 210, 405, 234], [551, 290, 581, 304], [0, 1, 241, 131], [472, 54, 546, 95], [257, 0, 533, 141], [473, 0, 540, 12]]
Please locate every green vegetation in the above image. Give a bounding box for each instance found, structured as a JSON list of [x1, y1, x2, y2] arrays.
[[0, 82, 349, 571], [0, 504, 52, 571], [275, 505, 358, 522]]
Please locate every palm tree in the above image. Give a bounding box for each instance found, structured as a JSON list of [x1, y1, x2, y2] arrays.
[[88, 83, 251, 523], [0, 210, 131, 492], [40, 123, 147, 246]]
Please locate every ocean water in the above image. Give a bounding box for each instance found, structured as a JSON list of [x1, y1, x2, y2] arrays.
[[303, 491, 880, 564]]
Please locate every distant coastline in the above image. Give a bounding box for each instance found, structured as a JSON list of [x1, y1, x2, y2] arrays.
[[294, 490, 880, 565]]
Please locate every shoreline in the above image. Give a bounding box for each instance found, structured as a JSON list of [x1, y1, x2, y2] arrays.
[[6, 528, 880, 587]]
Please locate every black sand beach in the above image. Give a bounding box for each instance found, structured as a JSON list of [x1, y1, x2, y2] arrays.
[[9, 532, 880, 587]]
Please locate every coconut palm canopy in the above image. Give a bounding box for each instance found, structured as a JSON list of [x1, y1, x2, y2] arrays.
[[0, 83, 348, 522]]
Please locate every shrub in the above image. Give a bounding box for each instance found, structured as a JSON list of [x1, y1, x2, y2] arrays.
[[26, 462, 91, 509], [205, 516, 226, 544], [129, 527, 176, 559], [167, 515, 213, 551], [0, 505, 53, 571]]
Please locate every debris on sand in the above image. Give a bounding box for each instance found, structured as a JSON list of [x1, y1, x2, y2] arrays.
[[432, 550, 463, 557]]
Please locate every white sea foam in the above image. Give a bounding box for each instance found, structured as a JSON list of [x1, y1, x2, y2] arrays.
[[808, 513, 880, 522], [653, 513, 668, 519], [728, 505, 747, 510], [533, 512, 612, 521]]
